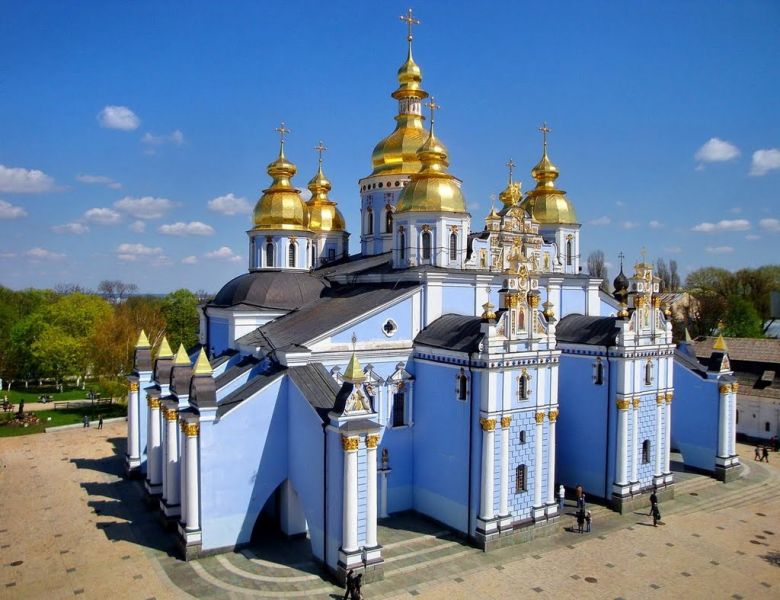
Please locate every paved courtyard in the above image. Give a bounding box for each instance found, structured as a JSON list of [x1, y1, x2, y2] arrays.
[[1, 421, 779, 599]]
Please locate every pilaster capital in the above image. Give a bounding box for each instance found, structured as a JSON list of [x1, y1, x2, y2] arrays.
[[655, 394, 665, 405], [162, 406, 178, 421], [534, 411, 545, 424], [341, 435, 359, 452], [480, 418, 496, 432], [731, 382, 739, 393], [500, 416, 511, 428], [632, 396, 641, 409], [665, 391, 674, 403], [181, 421, 199, 437], [719, 383, 732, 394], [616, 399, 631, 410], [129, 382, 139, 392], [548, 409, 558, 423], [365, 434, 380, 449]]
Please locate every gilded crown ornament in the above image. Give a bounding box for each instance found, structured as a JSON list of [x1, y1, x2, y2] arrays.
[[480, 417, 496, 431], [616, 399, 631, 410], [501, 416, 512, 428], [535, 412, 545, 424], [341, 435, 359, 451], [366, 434, 380, 449], [548, 409, 559, 422]]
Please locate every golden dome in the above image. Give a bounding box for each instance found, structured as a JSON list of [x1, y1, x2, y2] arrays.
[[519, 133, 577, 225], [498, 159, 522, 207], [395, 106, 467, 214], [485, 205, 500, 223], [306, 155, 346, 232], [253, 138, 308, 231]]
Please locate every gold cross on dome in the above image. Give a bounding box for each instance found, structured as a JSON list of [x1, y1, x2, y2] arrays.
[[314, 140, 327, 164], [275, 122, 291, 145], [538, 122, 551, 149], [640, 246, 647, 264], [400, 8, 421, 42], [506, 158, 516, 181], [426, 96, 440, 123]]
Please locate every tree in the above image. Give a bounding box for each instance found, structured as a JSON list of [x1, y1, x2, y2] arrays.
[[722, 296, 763, 338], [669, 260, 680, 292], [98, 280, 138, 304], [587, 250, 610, 293], [656, 259, 670, 292], [161, 289, 200, 350]]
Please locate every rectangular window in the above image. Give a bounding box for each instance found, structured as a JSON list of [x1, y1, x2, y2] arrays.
[[392, 392, 405, 427], [519, 430, 526, 444], [642, 440, 650, 464], [515, 464, 527, 493]]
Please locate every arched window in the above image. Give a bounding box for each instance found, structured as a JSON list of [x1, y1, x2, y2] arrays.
[[311, 245, 317, 267], [645, 360, 653, 385], [519, 430, 526, 444], [367, 208, 374, 235], [566, 239, 573, 266], [515, 464, 527, 493], [766, 422, 771, 432], [518, 371, 530, 400], [392, 390, 406, 427], [449, 232, 457, 261], [288, 242, 296, 268], [265, 242, 274, 267], [422, 231, 432, 260], [736, 410, 739, 425], [595, 358, 604, 385], [385, 208, 393, 233], [642, 440, 650, 464], [399, 232, 406, 260], [457, 369, 467, 400]]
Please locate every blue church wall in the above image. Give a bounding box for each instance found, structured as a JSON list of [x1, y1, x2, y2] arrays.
[[560, 287, 586, 317], [557, 353, 609, 498], [412, 359, 473, 533], [380, 426, 413, 513], [325, 427, 344, 571], [504, 410, 541, 516], [635, 395, 658, 484], [287, 379, 326, 560], [200, 377, 288, 551], [468, 375, 482, 537], [330, 297, 414, 345], [215, 363, 265, 401], [208, 318, 230, 357], [441, 284, 474, 315], [672, 363, 719, 472]]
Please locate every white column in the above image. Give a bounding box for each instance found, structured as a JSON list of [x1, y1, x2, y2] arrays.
[[341, 436, 359, 553], [654, 394, 664, 477], [165, 408, 180, 506], [631, 397, 640, 482], [184, 422, 200, 530], [366, 435, 379, 548], [533, 412, 544, 508], [127, 381, 140, 462], [160, 408, 168, 500], [379, 470, 390, 519], [148, 398, 162, 486], [179, 423, 187, 523], [499, 416, 510, 516], [718, 385, 730, 457], [729, 386, 738, 456], [664, 393, 672, 474], [479, 418, 496, 520], [547, 410, 557, 504], [616, 399, 629, 486]]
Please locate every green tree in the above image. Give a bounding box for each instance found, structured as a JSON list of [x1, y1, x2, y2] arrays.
[[161, 289, 200, 350], [721, 296, 763, 338]]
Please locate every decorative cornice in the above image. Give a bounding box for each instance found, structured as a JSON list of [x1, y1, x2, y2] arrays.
[[163, 407, 178, 421], [719, 383, 732, 394], [616, 399, 630, 410], [534, 411, 545, 424], [147, 396, 160, 409], [366, 434, 380, 449], [181, 421, 199, 437], [500, 416, 511, 428], [129, 382, 139, 393], [341, 435, 359, 451], [480, 417, 496, 432], [548, 409, 558, 423]]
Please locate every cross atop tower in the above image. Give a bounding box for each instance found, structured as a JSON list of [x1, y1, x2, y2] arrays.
[[400, 8, 421, 43], [640, 246, 647, 265], [275, 122, 291, 153], [506, 158, 516, 183], [618, 251, 625, 270], [426, 96, 440, 125], [538, 122, 551, 151], [314, 140, 327, 165]]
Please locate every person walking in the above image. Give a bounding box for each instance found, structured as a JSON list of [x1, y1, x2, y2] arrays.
[[98, 414, 104, 430], [651, 503, 661, 527], [558, 484, 566, 511], [82, 414, 89, 428], [648, 488, 658, 516], [585, 510, 592, 533], [762, 446, 769, 462], [755, 446, 761, 461], [342, 569, 355, 600], [352, 573, 363, 600]]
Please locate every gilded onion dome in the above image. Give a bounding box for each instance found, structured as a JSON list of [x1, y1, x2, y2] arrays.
[[519, 125, 578, 225], [253, 127, 308, 231], [395, 101, 467, 214], [499, 159, 522, 207], [306, 146, 346, 232]]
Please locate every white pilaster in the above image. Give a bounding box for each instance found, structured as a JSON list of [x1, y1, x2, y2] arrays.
[[160, 408, 169, 500], [654, 394, 664, 477], [616, 399, 629, 485], [165, 408, 180, 506], [533, 412, 544, 509], [718, 385, 729, 458], [127, 381, 140, 465], [664, 393, 672, 474], [479, 418, 496, 521], [729, 387, 738, 456], [342, 436, 359, 553], [499, 416, 510, 516], [184, 422, 200, 530], [179, 423, 187, 524], [147, 397, 162, 489], [547, 410, 558, 505], [366, 435, 379, 548], [631, 397, 639, 483]]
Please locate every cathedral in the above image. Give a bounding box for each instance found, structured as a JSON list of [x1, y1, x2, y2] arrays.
[[124, 12, 739, 582]]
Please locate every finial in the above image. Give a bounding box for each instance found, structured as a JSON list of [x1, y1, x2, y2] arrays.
[[275, 121, 291, 157], [343, 334, 365, 383], [157, 336, 173, 359], [640, 246, 648, 266], [314, 140, 327, 166], [538, 122, 551, 153], [426, 96, 440, 129], [506, 158, 516, 184], [173, 343, 191, 366], [400, 8, 421, 48], [684, 327, 693, 343], [193, 348, 212, 376], [618, 251, 625, 271], [713, 334, 728, 352], [135, 329, 150, 348], [351, 332, 357, 349]]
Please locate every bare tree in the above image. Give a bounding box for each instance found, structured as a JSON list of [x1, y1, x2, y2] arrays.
[[669, 260, 680, 292], [587, 250, 610, 293], [54, 283, 90, 295], [98, 280, 138, 304], [194, 289, 213, 304], [656, 259, 671, 292]]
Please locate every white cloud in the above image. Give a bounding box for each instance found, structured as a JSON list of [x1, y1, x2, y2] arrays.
[[622, 221, 639, 230], [0, 164, 55, 193], [150, 255, 173, 267], [0, 199, 27, 219], [181, 255, 198, 265], [0, 252, 16, 258], [114, 196, 175, 219], [97, 105, 139, 131], [649, 220, 663, 229], [116, 242, 162, 256], [705, 246, 734, 254], [205, 246, 242, 262], [691, 219, 750, 233], [588, 216, 611, 226], [52, 222, 89, 234], [694, 137, 740, 163], [142, 130, 184, 146], [117, 254, 137, 262], [615, 200, 625, 208], [76, 174, 121, 189], [746, 234, 761, 241], [728, 207, 742, 215], [663, 246, 682, 254], [750, 149, 780, 176], [25, 247, 64, 260], [759, 218, 780, 232], [129, 220, 146, 233], [208, 193, 251, 216], [158, 221, 214, 236], [84, 207, 122, 225]]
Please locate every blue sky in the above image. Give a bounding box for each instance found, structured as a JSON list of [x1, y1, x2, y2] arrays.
[[1, 0, 778, 293]]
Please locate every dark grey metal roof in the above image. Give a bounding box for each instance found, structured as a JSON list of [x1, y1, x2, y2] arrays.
[[314, 252, 393, 278], [236, 283, 419, 351], [214, 355, 260, 388], [210, 349, 238, 369], [556, 314, 621, 346], [288, 363, 341, 422], [216, 366, 287, 418], [415, 313, 484, 353], [674, 347, 708, 378], [210, 270, 329, 310]]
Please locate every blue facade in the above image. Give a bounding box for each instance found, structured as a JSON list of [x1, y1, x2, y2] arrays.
[[209, 318, 230, 356], [672, 363, 720, 472]]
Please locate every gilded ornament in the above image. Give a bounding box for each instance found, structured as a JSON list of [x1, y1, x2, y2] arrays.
[[480, 418, 496, 432], [528, 294, 540, 309], [665, 391, 674, 403], [548, 409, 558, 423], [732, 382, 739, 392], [500, 416, 511, 428], [652, 296, 662, 309], [163, 407, 178, 421], [656, 393, 665, 404], [719, 383, 732, 394], [147, 396, 160, 409], [616, 399, 630, 410], [341, 436, 359, 452], [366, 434, 380, 449], [635, 295, 647, 309], [129, 382, 139, 392], [534, 412, 545, 424], [181, 421, 199, 437], [632, 397, 641, 409]]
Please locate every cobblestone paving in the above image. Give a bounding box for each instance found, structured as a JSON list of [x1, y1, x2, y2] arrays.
[[1, 423, 778, 599]]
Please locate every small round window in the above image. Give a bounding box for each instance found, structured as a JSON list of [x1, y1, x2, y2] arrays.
[[382, 319, 398, 337]]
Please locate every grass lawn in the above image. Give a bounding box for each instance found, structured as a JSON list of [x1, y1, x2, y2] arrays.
[[3, 386, 113, 404], [0, 403, 126, 437]]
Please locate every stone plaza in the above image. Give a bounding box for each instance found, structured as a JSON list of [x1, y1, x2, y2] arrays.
[[0, 420, 778, 599]]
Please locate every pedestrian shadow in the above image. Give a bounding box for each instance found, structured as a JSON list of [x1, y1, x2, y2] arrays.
[[71, 455, 124, 476], [635, 522, 657, 527]]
